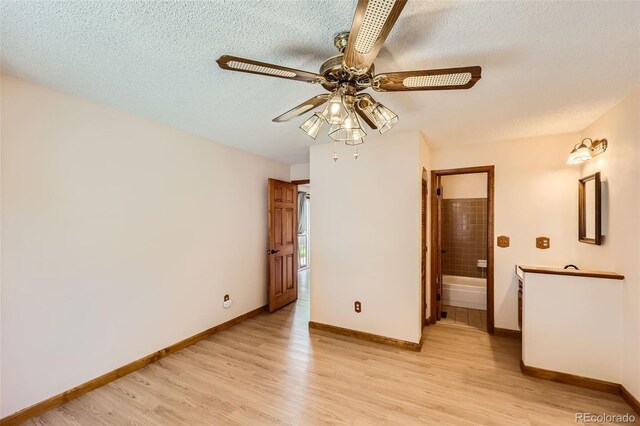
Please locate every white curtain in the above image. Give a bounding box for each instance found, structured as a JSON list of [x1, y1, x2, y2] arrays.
[[298, 191, 308, 235]]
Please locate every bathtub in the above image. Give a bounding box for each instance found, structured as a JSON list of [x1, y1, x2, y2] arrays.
[[442, 275, 487, 310]]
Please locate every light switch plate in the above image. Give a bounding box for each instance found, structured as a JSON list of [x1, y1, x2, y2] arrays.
[[536, 236, 550, 249]]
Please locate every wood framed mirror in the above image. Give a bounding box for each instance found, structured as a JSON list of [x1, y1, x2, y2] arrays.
[[578, 172, 602, 245]]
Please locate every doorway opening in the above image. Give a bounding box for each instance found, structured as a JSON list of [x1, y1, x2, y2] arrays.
[[297, 183, 311, 302], [430, 166, 495, 333], [297, 186, 310, 270]]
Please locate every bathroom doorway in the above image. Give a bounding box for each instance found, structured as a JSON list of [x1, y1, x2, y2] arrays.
[[296, 181, 311, 302], [430, 166, 494, 333]]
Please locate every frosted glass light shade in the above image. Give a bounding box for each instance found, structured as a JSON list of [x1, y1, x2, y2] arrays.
[[566, 153, 579, 164], [371, 103, 398, 134], [322, 91, 348, 125], [299, 113, 324, 140], [574, 145, 591, 161], [566, 142, 591, 164], [328, 110, 366, 142]]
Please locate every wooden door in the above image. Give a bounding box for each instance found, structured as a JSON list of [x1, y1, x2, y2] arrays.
[[267, 179, 298, 312], [435, 177, 444, 320]]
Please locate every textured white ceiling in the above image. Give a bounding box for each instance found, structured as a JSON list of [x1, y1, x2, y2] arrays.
[[2, 1, 639, 164]]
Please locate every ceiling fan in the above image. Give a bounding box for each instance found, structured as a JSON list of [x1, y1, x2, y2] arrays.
[[216, 0, 481, 160]]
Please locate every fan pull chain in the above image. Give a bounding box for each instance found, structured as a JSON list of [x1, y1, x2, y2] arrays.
[[354, 149, 359, 159], [333, 140, 338, 162]]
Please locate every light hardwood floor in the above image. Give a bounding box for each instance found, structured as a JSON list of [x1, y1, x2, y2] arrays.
[[441, 305, 488, 331], [24, 272, 636, 425]]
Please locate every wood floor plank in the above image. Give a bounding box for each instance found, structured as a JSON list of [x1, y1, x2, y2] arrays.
[[23, 271, 637, 425]]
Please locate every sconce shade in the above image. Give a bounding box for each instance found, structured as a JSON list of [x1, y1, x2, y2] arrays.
[[299, 112, 324, 139], [567, 139, 592, 164], [322, 90, 349, 125], [328, 110, 366, 142], [371, 103, 399, 134]]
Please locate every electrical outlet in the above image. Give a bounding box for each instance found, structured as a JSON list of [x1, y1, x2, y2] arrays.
[[223, 294, 232, 309], [354, 301, 361, 313]]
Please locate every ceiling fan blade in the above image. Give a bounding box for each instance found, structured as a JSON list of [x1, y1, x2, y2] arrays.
[[343, 0, 408, 75], [272, 95, 330, 123], [217, 55, 323, 84], [372, 66, 482, 92]]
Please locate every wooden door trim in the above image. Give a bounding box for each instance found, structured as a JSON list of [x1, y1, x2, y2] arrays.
[[429, 165, 495, 333], [429, 172, 438, 325], [487, 166, 495, 333], [421, 177, 427, 327], [430, 166, 492, 176], [291, 179, 310, 185], [435, 175, 444, 321]]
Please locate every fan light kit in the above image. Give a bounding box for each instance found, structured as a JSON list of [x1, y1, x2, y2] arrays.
[[217, 0, 482, 161]]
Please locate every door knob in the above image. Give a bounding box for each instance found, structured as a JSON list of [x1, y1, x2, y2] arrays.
[[267, 249, 280, 254]]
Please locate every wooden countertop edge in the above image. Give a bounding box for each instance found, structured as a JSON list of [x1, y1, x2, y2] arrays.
[[517, 265, 624, 280]]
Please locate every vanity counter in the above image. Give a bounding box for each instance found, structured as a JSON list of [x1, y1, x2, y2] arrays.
[[516, 265, 624, 281]]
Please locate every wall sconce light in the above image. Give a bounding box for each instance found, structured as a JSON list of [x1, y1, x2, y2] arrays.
[[567, 138, 608, 165], [589, 138, 608, 157]]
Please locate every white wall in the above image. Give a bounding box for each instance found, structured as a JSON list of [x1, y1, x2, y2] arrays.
[[0, 72, 3, 413], [430, 134, 581, 330], [310, 131, 423, 343], [290, 162, 310, 181], [441, 174, 487, 199], [576, 89, 640, 400], [0, 75, 289, 417]]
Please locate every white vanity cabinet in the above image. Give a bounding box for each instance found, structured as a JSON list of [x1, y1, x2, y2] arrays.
[[516, 265, 624, 387]]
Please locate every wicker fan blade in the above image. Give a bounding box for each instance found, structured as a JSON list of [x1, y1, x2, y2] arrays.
[[217, 55, 323, 84], [343, 0, 407, 75], [272, 95, 330, 123], [372, 66, 482, 92]]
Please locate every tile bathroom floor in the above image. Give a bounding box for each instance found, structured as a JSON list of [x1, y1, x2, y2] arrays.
[[441, 305, 488, 331]]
